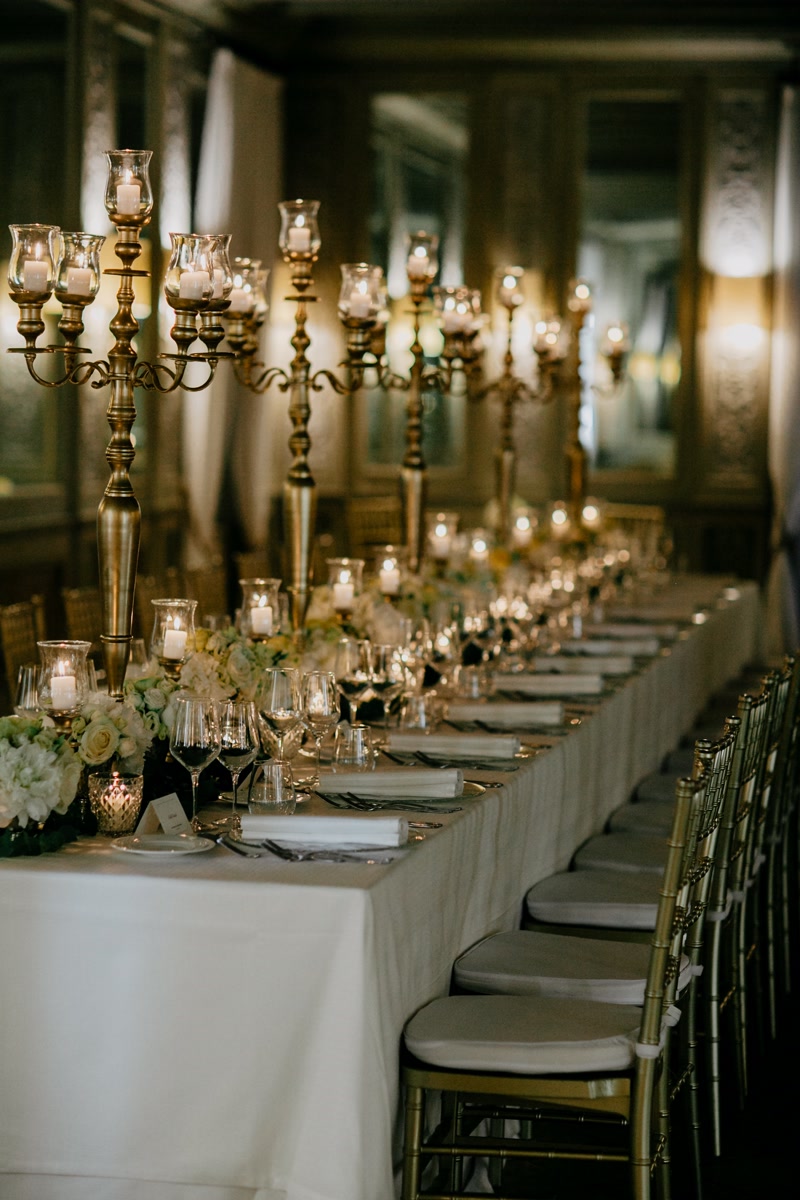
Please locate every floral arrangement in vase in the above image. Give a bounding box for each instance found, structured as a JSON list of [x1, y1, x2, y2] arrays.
[[0, 715, 83, 855], [71, 690, 155, 775]]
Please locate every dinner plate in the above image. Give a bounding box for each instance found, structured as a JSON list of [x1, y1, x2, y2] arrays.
[[110, 834, 215, 856]]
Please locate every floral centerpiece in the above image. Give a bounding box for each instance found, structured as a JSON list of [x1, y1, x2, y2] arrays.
[[0, 715, 83, 856]]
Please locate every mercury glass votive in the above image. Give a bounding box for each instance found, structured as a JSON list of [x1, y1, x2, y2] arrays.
[[89, 770, 144, 836], [164, 233, 215, 308], [104, 149, 154, 224], [405, 231, 439, 286], [326, 558, 364, 619], [338, 263, 383, 323], [278, 199, 321, 260], [149, 598, 197, 678], [496, 266, 524, 311], [36, 640, 92, 729], [238, 578, 282, 639], [54, 232, 105, 303], [8, 224, 62, 298]]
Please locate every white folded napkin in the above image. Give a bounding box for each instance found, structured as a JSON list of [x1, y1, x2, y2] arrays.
[[318, 767, 464, 797], [530, 654, 634, 676], [388, 730, 521, 759], [239, 813, 408, 846], [560, 637, 660, 657], [494, 672, 604, 695], [587, 621, 678, 639], [448, 701, 564, 727]]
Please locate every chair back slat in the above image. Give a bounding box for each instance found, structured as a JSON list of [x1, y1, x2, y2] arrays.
[[61, 586, 103, 648], [0, 595, 47, 699]]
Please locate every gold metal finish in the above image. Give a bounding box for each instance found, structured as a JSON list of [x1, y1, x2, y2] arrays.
[[472, 304, 560, 548], [8, 183, 231, 697]]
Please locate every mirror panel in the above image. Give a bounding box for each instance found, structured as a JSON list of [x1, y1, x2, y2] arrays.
[[578, 97, 682, 477]]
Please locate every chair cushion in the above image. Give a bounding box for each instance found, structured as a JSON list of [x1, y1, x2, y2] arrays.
[[455, 931, 651, 1003], [526, 869, 660, 929], [454, 931, 693, 1003], [573, 831, 667, 874], [635, 771, 680, 803], [405, 994, 642, 1074], [608, 801, 674, 836]]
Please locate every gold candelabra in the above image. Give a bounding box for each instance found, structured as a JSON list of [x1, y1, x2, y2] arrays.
[[382, 237, 483, 573], [472, 267, 564, 548], [7, 151, 235, 698]]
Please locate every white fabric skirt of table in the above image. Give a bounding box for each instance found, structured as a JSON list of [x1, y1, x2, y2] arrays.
[[0, 579, 761, 1200]]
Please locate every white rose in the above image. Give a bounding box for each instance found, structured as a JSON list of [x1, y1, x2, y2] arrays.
[[79, 717, 120, 766]]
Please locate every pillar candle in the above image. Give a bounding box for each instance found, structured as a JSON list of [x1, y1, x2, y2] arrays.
[[66, 267, 93, 296], [332, 582, 355, 610], [116, 182, 141, 214], [250, 605, 273, 635], [22, 260, 49, 292], [162, 628, 187, 660], [288, 226, 311, 252], [51, 675, 77, 708]]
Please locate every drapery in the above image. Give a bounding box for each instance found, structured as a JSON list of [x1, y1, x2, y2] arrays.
[[184, 49, 283, 567], [765, 84, 800, 657]]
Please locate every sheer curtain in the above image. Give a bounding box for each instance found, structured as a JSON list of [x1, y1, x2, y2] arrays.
[[765, 84, 800, 658], [184, 49, 283, 567]]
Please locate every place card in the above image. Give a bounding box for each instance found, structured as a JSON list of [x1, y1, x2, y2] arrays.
[[135, 793, 192, 836]]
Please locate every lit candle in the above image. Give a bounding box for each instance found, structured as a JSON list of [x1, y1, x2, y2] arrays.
[[512, 518, 532, 548], [288, 225, 311, 252], [162, 628, 187, 660], [65, 266, 93, 296], [348, 289, 371, 318], [250, 604, 273, 635], [50, 674, 77, 709], [22, 259, 48, 292], [430, 534, 450, 560], [227, 287, 252, 313], [179, 270, 211, 300], [332, 582, 355, 611], [379, 568, 401, 595], [115, 181, 141, 215], [407, 252, 430, 278]]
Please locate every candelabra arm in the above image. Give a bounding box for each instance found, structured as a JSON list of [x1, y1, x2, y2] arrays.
[[10, 348, 110, 390]]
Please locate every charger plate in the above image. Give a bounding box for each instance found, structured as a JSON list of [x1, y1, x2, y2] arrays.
[[110, 833, 214, 856]]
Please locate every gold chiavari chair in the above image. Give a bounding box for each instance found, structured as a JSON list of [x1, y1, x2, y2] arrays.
[[61, 586, 103, 653], [133, 569, 186, 640], [0, 595, 47, 705], [401, 774, 709, 1200], [345, 494, 403, 559], [768, 655, 800, 1014], [183, 558, 230, 625], [455, 727, 735, 1199]]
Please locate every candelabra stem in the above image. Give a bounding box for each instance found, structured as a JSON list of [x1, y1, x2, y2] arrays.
[[283, 297, 317, 631], [401, 299, 427, 573], [495, 316, 518, 548], [96, 225, 147, 697], [565, 308, 588, 520]]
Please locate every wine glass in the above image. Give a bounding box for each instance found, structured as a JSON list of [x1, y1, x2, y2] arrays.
[[14, 663, 40, 718], [333, 637, 373, 724], [169, 694, 222, 832], [301, 670, 340, 786], [398, 619, 432, 695], [369, 643, 406, 741], [216, 699, 259, 818], [255, 666, 303, 763]]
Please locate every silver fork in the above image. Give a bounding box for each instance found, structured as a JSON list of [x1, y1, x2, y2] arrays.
[[260, 838, 395, 864]]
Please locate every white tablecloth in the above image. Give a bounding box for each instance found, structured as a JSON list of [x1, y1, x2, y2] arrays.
[[0, 579, 760, 1200]]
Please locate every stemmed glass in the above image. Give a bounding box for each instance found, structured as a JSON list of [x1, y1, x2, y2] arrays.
[[333, 637, 374, 724], [398, 620, 432, 695], [255, 666, 303, 763], [14, 663, 40, 718], [369, 643, 406, 741], [216, 700, 260, 818], [169, 694, 222, 832], [301, 670, 340, 786]]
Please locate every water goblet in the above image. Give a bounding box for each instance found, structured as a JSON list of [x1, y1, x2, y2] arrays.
[[217, 699, 260, 818], [169, 694, 222, 832], [255, 666, 303, 764], [333, 637, 373, 723], [332, 722, 374, 772], [301, 670, 340, 787], [369, 643, 406, 741]]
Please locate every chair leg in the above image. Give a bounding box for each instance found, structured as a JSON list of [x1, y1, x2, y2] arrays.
[[705, 920, 724, 1157], [631, 1059, 655, 1200], [402, 1082, 424, 1200], [657, 1050, 672, 1200], [684, 983, 704, 1199], [733, 900, 749, 1105]]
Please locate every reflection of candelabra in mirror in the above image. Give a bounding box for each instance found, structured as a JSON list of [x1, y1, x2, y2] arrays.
[[379, 234, 483, 573], [6, 150, 237, 699], [473, 267, 565, 548]]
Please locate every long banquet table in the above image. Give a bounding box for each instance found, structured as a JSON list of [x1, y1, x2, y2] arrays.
[[0, 577, 761, 1200]]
